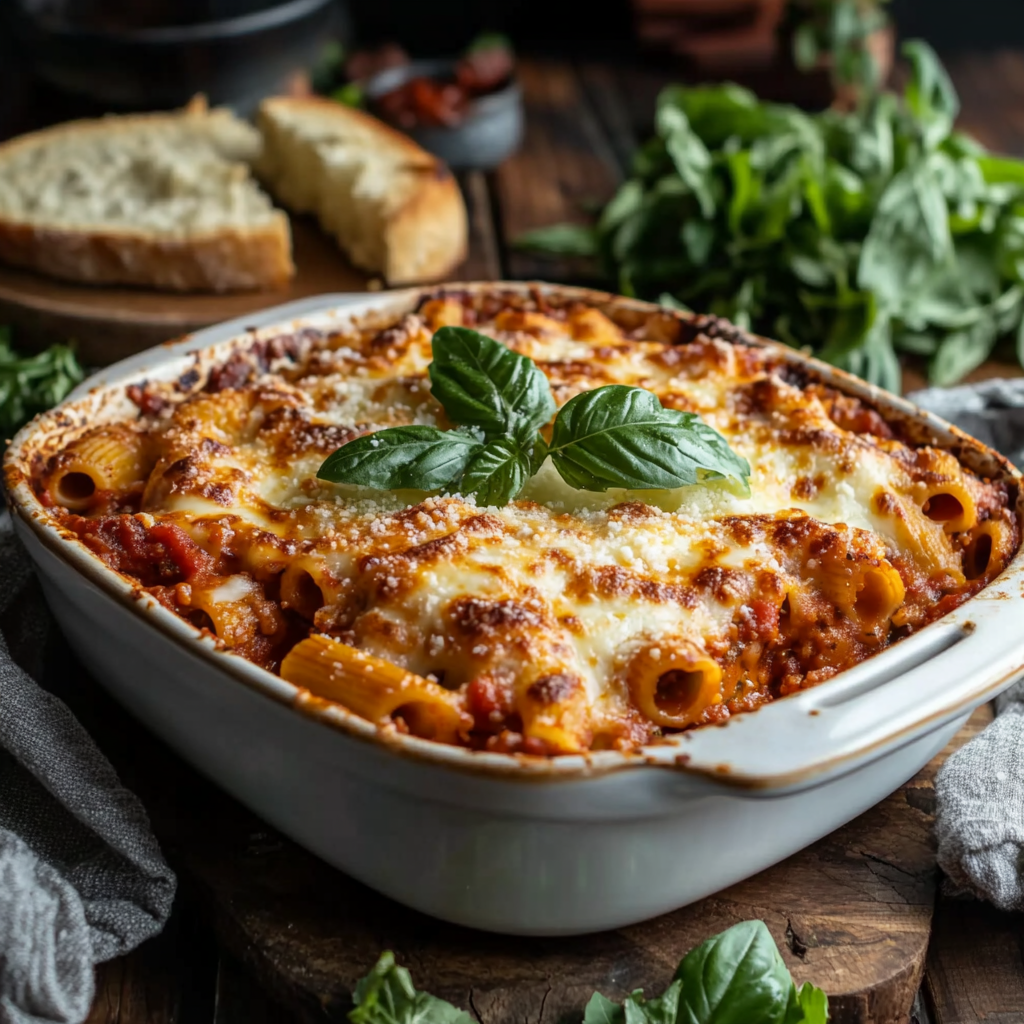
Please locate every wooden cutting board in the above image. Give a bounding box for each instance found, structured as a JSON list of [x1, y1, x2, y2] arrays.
[[0, 217, 369, 365]]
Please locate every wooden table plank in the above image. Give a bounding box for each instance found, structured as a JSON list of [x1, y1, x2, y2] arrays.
[[455, 171, 504, 282], [948, 50, 1024, 155], [84, 900, 217, 1024], [925, 900, 1024, 1023], [214, 956, 296, 1024], [493, 59, 622, 282], [574, 62, 640, 174]]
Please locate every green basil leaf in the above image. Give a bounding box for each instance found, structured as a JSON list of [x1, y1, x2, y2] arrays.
[[513, 223, 599, 256], [0, 330, 85, 436], [792, 22, 819, 71], [929, 317, 998, 386], [657, 104, 716, 219], [348, 952, 473, 1024], [682, 220, 716, 265], [548, 385, 749, 492], [429, 327, 556, 442], [895, 331, 938, 356], [858, 157, 952, 310], [726, 150, 758, 235], [583, 992, 626, 1024], [675, 920, 794, 1024], [625, 980, 684, 1024], [904, 39, 960, 128], [978, 155, 1024, 187], [658, 293, 693, 313], [599, 180, 646, 234], [456, 436, 533, 506], [317, 426, 481, 491], [783, 982, 829, 1024]]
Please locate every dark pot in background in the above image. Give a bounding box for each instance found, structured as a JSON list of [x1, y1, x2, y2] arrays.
[[1, 0, 348, 114]]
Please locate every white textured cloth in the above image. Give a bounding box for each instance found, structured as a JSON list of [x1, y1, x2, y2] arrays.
[[0, 513, 176, 1024], [910, 379, 1024, 910]]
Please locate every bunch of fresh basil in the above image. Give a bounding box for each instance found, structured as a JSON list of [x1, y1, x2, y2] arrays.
[[348, 920, 828, 1024], [0, 327, 83, 437], [518, 41, 1024, 393], [317, 326, 749, 504]]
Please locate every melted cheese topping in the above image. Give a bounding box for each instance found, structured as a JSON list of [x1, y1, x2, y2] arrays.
[[38, 292, 1019, 755]]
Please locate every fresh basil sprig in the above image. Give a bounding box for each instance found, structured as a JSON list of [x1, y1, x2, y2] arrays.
[[347, 921, 828, 1024], [317, 327, 748, 505], [516, 40, 1024, 392], [348, 951, 472, 1024], [0, 327, 84, 437]]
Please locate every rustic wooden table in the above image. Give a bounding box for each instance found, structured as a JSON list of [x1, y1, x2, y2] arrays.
[[5, 43, 1024, 1024]]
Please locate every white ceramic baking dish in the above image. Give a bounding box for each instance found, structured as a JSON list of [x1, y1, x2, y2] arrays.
[[7, 285, 1024, 936]]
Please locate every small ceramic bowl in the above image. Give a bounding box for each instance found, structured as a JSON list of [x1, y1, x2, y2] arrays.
[[363, 57, 523, 171]]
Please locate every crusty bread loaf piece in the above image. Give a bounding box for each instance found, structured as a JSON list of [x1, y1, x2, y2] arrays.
[[256, 96, 468, 285], [0, 98, 294, 292]]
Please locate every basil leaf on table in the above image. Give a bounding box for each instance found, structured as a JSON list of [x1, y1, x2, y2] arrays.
[[583, 993, 625, 1024], [548, 385, 749, 493], [348, 952, 473, 1024], [512, 223, 599, 256], [317, 426, 481, 492], [349, 922, 829, 1024], [784, 982, 829, 1024], [429, 327, 556, 442], [458, 436, 535, 506], [675, 919, 796, 1024]]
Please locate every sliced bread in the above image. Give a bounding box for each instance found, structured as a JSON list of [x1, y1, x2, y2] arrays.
[[0, 97, 294, 292], [257, 96, 468, 285]]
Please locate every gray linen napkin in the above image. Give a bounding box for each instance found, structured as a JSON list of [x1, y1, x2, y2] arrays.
[[910, 379, 1024, 910], [0, 512, 176, 1024]]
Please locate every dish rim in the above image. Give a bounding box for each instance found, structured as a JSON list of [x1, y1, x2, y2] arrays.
[[7, 281, 1024, 791]]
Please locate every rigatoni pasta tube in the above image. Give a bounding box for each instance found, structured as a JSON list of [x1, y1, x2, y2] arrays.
[[907, 449, 978, 534], [517, 672, 590, 754], [811, 561, 906, 624], [280, 556, 345, 620], [189, 574, 285, 649], [282, 634, 472, 743], [916, 481, 977, 534], [626, 638, 724, 729], [44, 425, 153, 510], [963, 517, 1016, 580]]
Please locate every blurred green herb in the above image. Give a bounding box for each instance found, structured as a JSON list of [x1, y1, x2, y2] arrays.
[[0, 328, 83, 437], [464, 31, 514, 55], [517, 41, 1024, 392], [311, 39, 346, 95], [330, 82, 365, 108], [348, 921, 828, 1024], [786, 0, 891, 93]]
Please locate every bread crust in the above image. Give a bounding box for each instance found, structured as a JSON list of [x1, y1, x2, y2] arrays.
[[258, 96, 468, 284], [0, 100, 295, 293], [0, 218, 294, 293]]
